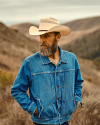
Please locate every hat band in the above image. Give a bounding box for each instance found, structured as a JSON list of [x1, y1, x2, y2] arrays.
[[39, 30, 48, 31]]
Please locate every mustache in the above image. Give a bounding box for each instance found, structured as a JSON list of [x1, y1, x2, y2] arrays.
[[40, 42, 49, 47]]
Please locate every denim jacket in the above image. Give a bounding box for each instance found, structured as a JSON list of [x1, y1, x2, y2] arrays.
[[11, 46, 84, 124]]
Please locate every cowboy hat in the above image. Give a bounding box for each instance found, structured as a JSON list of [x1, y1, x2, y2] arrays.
[[29, 17, 71, 36]]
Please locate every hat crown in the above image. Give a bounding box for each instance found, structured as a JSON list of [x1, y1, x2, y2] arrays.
[[40, 17, 60, 25], [39, 17, 60, 31], [29, 17, 71, 36]]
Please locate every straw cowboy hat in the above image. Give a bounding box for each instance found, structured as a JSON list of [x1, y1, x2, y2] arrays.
[[29, 17, 71, 36]]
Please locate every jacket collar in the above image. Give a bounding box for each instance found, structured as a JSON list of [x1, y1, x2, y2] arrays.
[[40, 46, 68, 65]]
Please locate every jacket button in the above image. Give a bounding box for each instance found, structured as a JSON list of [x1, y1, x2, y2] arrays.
[[57, 85, 59, 88], [58, 109, 60, 112], [56, 73, 58, 75], [58, 98, 60, 100], [39, 107, 42, 110]]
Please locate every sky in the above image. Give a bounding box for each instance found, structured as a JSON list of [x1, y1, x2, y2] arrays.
[[0, 0, 100, 26]]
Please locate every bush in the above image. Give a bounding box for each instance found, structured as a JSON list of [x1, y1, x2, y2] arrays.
[[0, 69, 16, 89]]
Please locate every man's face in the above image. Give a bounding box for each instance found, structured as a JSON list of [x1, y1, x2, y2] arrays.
[[39, 32, 58, 57]]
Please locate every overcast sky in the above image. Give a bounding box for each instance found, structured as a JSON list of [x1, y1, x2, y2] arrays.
[[0, 0, 100, 26]]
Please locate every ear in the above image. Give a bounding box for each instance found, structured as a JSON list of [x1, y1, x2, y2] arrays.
[[56, 33, 61, 41]]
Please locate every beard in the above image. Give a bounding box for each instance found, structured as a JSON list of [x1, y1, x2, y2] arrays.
[[39, 38, 58, 57]]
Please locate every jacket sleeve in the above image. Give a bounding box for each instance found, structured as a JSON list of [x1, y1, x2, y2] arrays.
[[11, 59, 37, 115], [74, 54, 84, 107]]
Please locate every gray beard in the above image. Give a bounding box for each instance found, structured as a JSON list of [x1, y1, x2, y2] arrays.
[[39, 38, 58, 57]]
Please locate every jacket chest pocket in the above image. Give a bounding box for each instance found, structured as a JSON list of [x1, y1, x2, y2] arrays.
[[32, 73, 54, 89], [32, 73, 56, 98], [64, 70, 75, 86]]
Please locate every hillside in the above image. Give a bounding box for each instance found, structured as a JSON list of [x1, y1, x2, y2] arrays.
[[64, 16, 100, 31], [9, 22, 40, 42], [62, 28, 100, 70], [9, 22, 38, 35], [0, 56, 100, 125], [9, 16, 100, 48], [59, 16, 100, 46], [0, 16, 100, 125], [0, 22, 39, 71]]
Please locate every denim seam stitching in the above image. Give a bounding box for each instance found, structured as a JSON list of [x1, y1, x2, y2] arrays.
[[38, 98, 43, 118], [34, 98, 44, 118], [26, 53, 39, 60], [63, 51, 68, 63], [47, 99, 73, 106], [64, 72, 66, 115], [32, 69, 75, 75], [28, 102, 35, 112], [26, 59, 33, 84], [40, 53, 44, 64], [46, 85, 69, 90]]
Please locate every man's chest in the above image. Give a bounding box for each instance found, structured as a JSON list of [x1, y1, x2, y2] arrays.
[[30, 61, 75, 99], [48, 57, 60, 66]]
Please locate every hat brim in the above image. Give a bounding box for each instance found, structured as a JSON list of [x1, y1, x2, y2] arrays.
[[29, 25, 71, 36]]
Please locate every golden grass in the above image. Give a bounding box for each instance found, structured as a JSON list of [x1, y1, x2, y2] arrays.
[[0, 69, 100, 125], [1, 85, 100, 125], [70, 89, 100, 125], [0, 85, 33, 125], [0, 69, 16, 89]]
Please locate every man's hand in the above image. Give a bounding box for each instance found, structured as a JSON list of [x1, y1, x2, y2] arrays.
[[34, 108, 37, 114]]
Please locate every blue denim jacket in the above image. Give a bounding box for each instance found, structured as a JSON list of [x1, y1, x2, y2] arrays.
[[11, 46, 84, 124]]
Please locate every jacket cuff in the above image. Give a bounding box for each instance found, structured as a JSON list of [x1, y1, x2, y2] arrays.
[[28, 102, 37, 115], [75, 95, 83, 107]]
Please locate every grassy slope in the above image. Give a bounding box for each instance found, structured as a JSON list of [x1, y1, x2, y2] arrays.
[[64, 16, 100, 31], [0, 67, 100, 125], [62, 28, 100, 70], [0, 16, 100, 125], [0, 22, 39, 71]]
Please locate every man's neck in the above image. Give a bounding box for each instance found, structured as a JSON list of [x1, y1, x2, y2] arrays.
[[48, 46, 60, 60]]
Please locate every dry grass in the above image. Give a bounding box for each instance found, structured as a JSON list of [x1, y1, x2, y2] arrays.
[[70, 89, 100, 125], [0, 85, 32, 125], [0, 69, 33, 125], [0, 69, 16, 89], [0, 69, 100, 125]]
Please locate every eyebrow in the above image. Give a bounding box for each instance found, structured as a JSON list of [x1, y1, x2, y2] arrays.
[[39, 34, 50, 37]]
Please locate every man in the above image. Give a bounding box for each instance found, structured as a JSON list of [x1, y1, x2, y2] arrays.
[[11, 17, 84, 125]]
